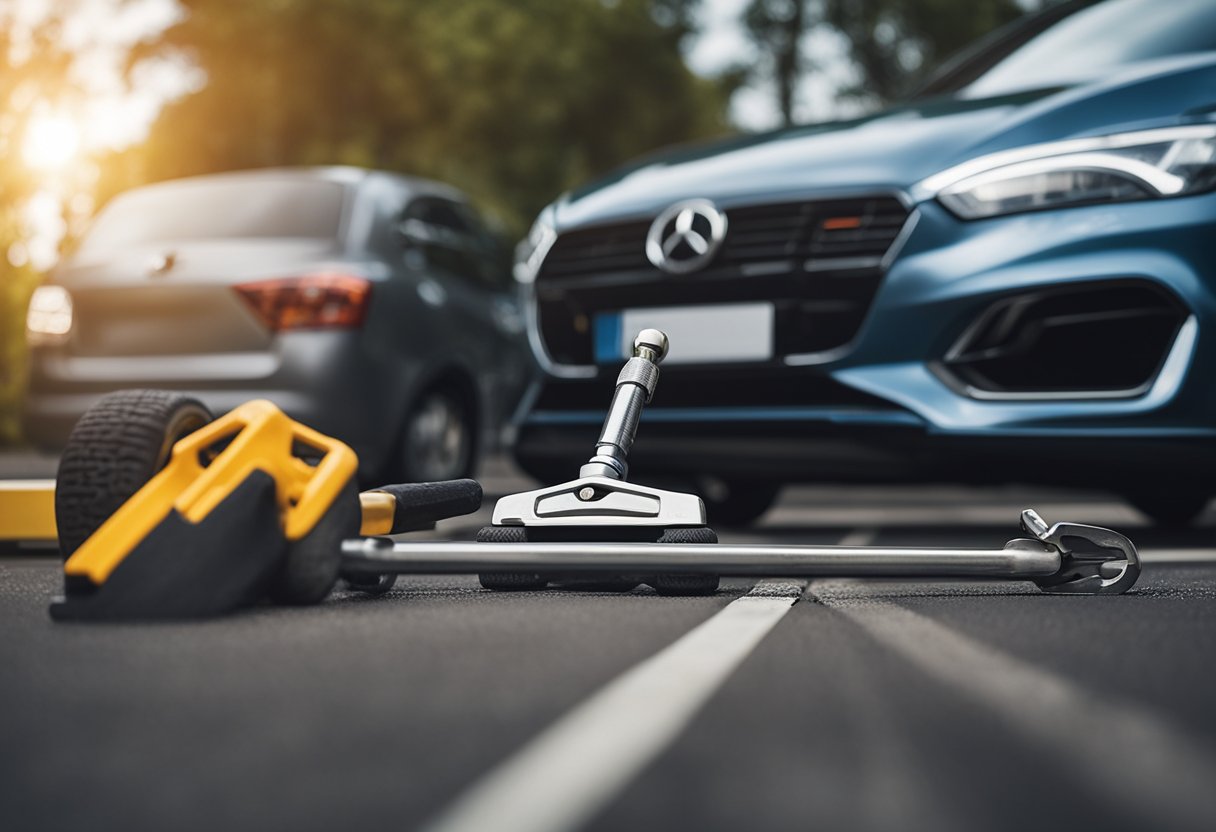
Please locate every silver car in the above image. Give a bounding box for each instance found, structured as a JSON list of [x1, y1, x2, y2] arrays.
[[24, 167, 534, 482]]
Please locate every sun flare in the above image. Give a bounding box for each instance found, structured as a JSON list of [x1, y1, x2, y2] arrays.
[[22, 112, 82, 173]]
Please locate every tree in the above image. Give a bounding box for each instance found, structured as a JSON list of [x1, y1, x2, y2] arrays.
[[824, 0, 1025, 105], [742, 0, 1029, 126], [744, 0, 809, 126], [0, 16, 75, 443], [115, 0, 737, 234]]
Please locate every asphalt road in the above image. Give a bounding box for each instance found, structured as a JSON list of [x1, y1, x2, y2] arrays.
[[2, 453, 1215, 831]]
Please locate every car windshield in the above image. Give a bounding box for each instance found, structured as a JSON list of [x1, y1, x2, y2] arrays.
[[78, 177, 346, 254], [957, 0, 1216, 99]]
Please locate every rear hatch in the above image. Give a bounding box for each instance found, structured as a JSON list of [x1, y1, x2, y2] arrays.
[[53, 175, 350, 359]]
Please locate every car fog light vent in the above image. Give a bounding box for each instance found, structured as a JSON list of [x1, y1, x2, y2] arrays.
[[939, 281, 1187, 398]]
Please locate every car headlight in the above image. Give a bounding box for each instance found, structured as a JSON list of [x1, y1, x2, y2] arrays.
[[513, 205, 557, 284], [919, 125, 1216, 220], [26, 285, 74, 345]]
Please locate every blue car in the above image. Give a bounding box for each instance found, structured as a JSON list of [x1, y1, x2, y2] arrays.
[[510, 0, 1216, 526]]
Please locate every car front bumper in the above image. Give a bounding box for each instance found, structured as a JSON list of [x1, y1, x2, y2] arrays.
[[514, 193, 1216, 490]]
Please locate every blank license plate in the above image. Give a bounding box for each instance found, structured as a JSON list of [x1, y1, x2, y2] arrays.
[[594, 303, 774, 365]]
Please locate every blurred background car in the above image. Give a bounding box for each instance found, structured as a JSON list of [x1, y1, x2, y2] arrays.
[[23, 167, 533, 483], [511, 0, 1216, 526]]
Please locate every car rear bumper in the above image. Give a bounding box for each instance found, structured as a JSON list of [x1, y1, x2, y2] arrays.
[[23, 330, 405, 477]]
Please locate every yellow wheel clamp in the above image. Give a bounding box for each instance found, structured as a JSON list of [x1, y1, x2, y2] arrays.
[[50, 399, 482, 620]]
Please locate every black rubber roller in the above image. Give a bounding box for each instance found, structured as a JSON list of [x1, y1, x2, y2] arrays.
[[474, 525, 720, 596], [477, 525, 548, 591], [648, 527, 721, 596], [475, 527, 639, 592]]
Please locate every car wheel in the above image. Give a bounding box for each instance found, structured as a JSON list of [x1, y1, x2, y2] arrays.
[[696, 478, 781, 528], [398, 386, 475, 483], [55, 390, 214, 559], [1126, 490, 1211, 528]]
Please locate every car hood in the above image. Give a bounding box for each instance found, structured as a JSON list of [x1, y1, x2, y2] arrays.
[[554, 53, 1216, 229]]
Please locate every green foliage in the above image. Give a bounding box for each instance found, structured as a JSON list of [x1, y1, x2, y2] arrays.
[[745, 0, 808, 126], [744, 0, 1027, 122], [824, 0, 1025, 104], [117, 0, 737, 235], [0, 263, 38, 444]]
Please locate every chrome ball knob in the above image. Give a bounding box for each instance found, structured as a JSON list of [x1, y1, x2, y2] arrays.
[[633, 329, 669, 363]]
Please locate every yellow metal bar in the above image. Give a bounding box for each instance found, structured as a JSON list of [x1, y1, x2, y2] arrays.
[[0, 480, 57, 541]]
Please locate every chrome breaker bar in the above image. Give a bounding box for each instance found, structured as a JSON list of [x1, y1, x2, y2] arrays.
[[340, 509, 1142, 595]]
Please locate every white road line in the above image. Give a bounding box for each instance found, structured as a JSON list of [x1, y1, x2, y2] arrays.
[[422, 578, 809, 832], [811, 581, 1216, 830]]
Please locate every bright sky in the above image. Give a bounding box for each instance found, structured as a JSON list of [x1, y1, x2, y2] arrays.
[[688, 0, 867, 129], [9, 0, 199, 154]]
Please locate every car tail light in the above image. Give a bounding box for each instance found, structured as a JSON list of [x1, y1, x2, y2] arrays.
[[235, 273, 371, 331]]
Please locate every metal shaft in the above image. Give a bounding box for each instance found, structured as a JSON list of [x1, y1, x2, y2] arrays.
[[341, 539, 1062, 579], [580, 329, 669, 480]]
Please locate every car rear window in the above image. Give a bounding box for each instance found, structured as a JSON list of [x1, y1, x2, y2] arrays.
[[78, 177, 347, 254]]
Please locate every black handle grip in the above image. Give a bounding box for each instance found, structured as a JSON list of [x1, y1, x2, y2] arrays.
[[370, 479, 483, 534]]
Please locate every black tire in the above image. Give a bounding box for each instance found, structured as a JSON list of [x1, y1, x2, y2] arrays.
[[55, 390, 213, 560], [477, 525, 549, 591], [397, 385, 476, 483], [269, 479, 361, 605], [649, 527, 720, 596], [1126, 490, 1212, 528], [697, 479, 781, 528]]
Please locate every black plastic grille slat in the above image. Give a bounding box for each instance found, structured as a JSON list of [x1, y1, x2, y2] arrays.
[[535, 196, 909, 365], [720, 197, 906, 265]]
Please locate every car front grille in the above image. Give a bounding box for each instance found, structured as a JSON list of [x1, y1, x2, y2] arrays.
[[535, 196, 910, 366]]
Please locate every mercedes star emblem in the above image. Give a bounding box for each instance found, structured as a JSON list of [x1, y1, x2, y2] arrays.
[[645, 199, 727, 274]]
